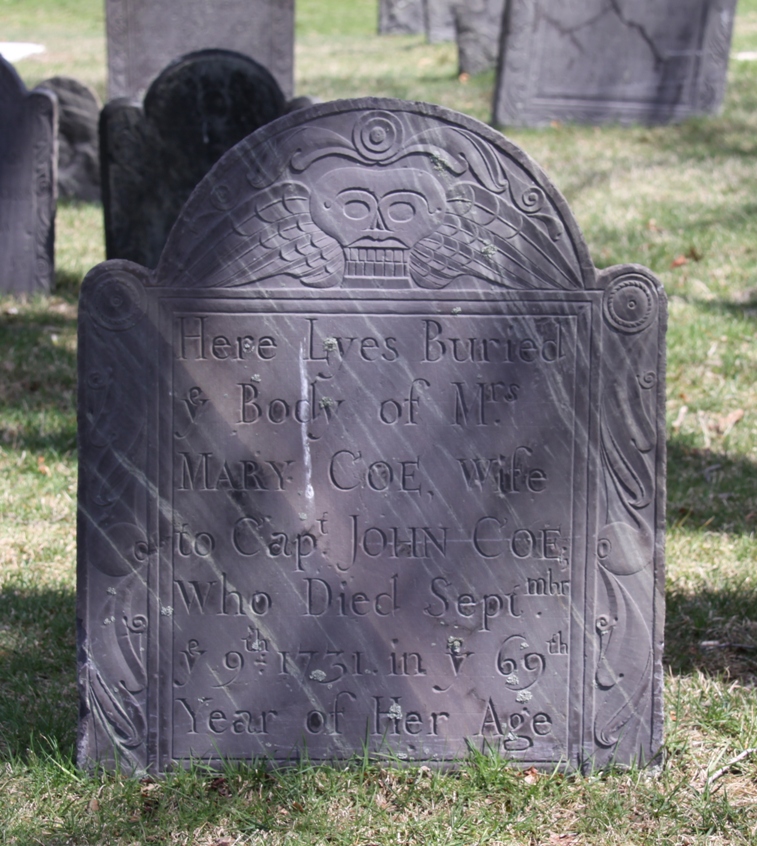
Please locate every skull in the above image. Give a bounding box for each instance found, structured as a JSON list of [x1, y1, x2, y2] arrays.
[[312, 167, 446, 282]]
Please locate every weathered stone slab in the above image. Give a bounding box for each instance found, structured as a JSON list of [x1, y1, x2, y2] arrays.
[[379, 0, 425, 35], [0, 56, 56, 295], [494, 0, 737, 126], [425, 0, 456, 42], [37, 77, 101, 202], [101, 49, 287, 269], [78, 98, 666, 774], [106, 0, 294, 100], [454, 0, 506, 76]]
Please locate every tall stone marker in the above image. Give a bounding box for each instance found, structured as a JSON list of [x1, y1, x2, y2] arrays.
[[101, 49, 287, 270], [0, 56, 56, 295], [494, 0, 737, 126], [78, 99, 666, 774], [106, 0, 294, 100], [425, 0, 456, 43], [454, 0, 506, 76], [37, 77, 101, 202], [379, 0, 426, 35]]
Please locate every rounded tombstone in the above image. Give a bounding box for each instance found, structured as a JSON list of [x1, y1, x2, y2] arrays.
[[143, 48, 286, 198], [37, 76, 101, 202], [101, 48, 287, 268]]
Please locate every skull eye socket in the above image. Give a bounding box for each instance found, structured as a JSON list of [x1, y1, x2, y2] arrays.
[[386, 201, 416, 223], [342, 199, 373, 221]]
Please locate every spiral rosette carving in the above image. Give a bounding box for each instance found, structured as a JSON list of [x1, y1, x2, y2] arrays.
[[210, 183, 237, 210], [637, 371, 656, 390], [603, 275, 657, 334], [515, 186, 545, 214], [90, 272, 146, 331], [353, 111, 404, 161]]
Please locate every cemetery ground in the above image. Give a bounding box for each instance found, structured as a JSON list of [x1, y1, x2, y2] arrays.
[[1, 0, 757, 841]]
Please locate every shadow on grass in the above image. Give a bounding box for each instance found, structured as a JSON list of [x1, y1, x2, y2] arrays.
[[666, 437, 757, 536], [0, 584, 77, 761], [664, 433, 757, 683], [666, 580, 757, 682], [0, 305, 78, 455]]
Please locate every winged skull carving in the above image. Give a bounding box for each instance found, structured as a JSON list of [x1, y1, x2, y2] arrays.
[[169, 110, 585, 291]]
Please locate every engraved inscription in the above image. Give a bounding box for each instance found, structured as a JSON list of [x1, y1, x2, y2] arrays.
[[168, 308, 582, 763]]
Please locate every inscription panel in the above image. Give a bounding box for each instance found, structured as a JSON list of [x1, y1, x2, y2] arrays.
[[78, 99, 665, 773], [163, 302, 588, 763]]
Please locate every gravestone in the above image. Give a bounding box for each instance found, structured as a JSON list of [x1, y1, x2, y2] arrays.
[[379, 0, 425, 35], [37, 77, 101, 202], [106, 0, 294, 100], [494, 0, 737, 126], [454, 0, 506, 76], [78, 98, 666, 774], [101, 49, 287, 269], [425, 0, 456, 43], [0, 56, 56, 295]]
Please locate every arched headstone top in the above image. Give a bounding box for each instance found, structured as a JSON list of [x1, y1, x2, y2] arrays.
[[157, 98, 596, 291], [101, 48, 287, 269], [37, 76, 101, 202], [0, 54, 56, 121], [142, 49, 286, 153], [0, 55, 25, 104]]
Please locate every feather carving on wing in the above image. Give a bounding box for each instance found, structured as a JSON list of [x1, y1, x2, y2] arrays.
[[181, 181, 344, 288], [409, 182, 582, 290]]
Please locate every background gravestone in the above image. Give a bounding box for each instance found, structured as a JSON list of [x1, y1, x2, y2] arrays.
[[37, 77, 101, 202], [101, 49, 287, 269], [379, 0, 425, 35], [78, 97, 666, 774], [494, 0, 737, 126], [0, 56, 56, 295], [425, 0, 456, 43], [454, 0, 506, 76], [106, 0, 294, 100]]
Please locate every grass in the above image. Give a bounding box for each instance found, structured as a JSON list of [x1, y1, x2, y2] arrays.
[[2, 0, 757, 842]]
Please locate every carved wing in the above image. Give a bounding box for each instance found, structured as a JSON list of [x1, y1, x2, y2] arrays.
[[168, 181, 344, 288], [409, 182, 583, 290]]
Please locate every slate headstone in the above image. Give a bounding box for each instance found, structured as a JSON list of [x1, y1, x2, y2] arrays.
[[494, 0, 737, 126], [37, 77, 101, 202], [106, 0, 294, 100], [78, 97, 666, 774], [379, 0, 425, 35], [425, 0, 456, 43], [101, 49, 287, 269], [0, 56, 56, 295], [454, 0, 506, 76]]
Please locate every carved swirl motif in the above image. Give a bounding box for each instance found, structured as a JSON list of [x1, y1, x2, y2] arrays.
[[353, 111, 404, 161], [210, 183, 236, 210], [603, 276, 657, 334], [516, 186, 545, 214], [637, 371, 656, 390], [90, 273, 146, 331]]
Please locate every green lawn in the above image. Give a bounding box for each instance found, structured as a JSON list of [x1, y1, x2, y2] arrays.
[[2, 0, 757, 842]]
